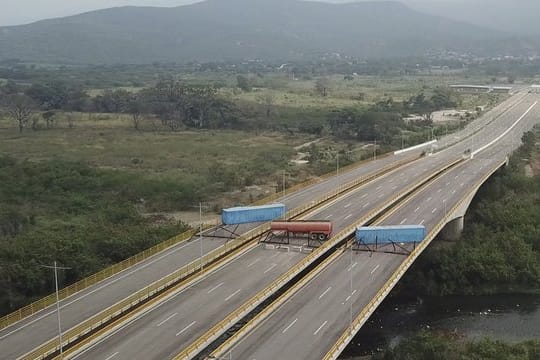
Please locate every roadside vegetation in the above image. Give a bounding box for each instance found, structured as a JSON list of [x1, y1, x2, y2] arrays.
[[374, 331, 540, 360], [369, 129, 540, 360], [0, 156, 188, 315], [0, 62, 509, 316], [398, 129, 540, 297]]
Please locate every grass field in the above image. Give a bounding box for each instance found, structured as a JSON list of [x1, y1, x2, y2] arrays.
[[0, 73, 507, 213], [0, 113, 317, 210], [226, 74, 503, 111]]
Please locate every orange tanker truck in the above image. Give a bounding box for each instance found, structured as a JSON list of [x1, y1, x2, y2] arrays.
[[270, 220, 333, 241]]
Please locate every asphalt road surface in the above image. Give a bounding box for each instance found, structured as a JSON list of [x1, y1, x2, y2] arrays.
[[70, 94, 539, 360], [0, 128, 417, 359], [224, 95, 540, 359]]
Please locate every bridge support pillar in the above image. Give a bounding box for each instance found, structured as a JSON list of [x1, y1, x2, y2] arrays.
[[440, 216, 464, 241]]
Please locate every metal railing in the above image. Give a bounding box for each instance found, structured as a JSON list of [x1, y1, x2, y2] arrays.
[[251, 152, 396, 206], [22, 155, 419, 359], [2, 153, 410, 333], [322, 159, 507, 360], [173, 158, 463, 360], [0, 228, 200, 331]]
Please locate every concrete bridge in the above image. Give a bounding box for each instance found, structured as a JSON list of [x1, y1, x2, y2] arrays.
[[1, 92, 539, 360]]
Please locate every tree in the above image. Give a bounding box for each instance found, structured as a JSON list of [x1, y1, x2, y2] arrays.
[[315, 77, 330, 97], [124, 95, 146, 130], [236, 75, 252, 92], [404, 92, 435, 123], [5, 94, 34, 133], [42, 111, 56, 129], [256, 92, 275, 118]]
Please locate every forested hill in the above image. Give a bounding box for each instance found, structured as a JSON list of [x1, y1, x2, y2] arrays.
[[0, 0, 528, 64]]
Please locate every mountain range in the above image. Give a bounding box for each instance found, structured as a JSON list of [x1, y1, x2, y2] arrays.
[[0, 0, 536, 65]]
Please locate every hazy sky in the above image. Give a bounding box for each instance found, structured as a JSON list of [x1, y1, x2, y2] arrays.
[[0, 0, 459, 26], [0, 0, 197, 26]]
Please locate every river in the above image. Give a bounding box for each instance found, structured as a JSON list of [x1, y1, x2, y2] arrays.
[[340, 294, 540, 358]]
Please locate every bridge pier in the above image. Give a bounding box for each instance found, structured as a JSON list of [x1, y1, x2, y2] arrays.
[[440, 216, 464, 241]]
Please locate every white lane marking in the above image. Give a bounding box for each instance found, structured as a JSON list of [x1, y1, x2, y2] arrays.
[[176, 321, 196, 336], [247, 258, 260, 268], [325, 214, 333, 219], [452, 190, 456, 194], [156, 313, 178, 327], [319, 287, 332, 300], [378, 194, 384, 198], [414, 207, 420, 213], [376, 186, 382, 191], [437, 189, 442, 193], [313, 321, 328, 335], [427, 197, 432, 201], [0, 238, 203, 339], [432, 208, 437, 214], [400, 218, 407, 225], [446, 182, 450, 186], [454, 175, 459, 179], [345, 214, 353, 220], [342, 290, 358, 304], [347, 262, 358, 272], [363, 202, 370, 208], [208, 282, 224, 294], [389, 179, 394, 183], [460, 183, 464, 187], [473, 101, 537, 156], [371, 265, 380, 274], [420, 219, 425, 225], [282, 318, 298, 333], [361, 194, 368, 198], [105, 352, 119, 360], [392, 185, 398, 190], [225, 289, 242, 301], [264, 263, 278, 273], [344, 203, 352, 208]]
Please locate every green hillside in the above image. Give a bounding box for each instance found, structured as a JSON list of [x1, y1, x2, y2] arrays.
[[0, 0, 529, 64]]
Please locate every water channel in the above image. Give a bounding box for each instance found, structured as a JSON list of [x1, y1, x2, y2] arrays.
[[341, 294, 540, 358]]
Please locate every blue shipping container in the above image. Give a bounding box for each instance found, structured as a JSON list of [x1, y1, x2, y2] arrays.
[[222, 203, 286, 225], [355, 225, 426, 245]]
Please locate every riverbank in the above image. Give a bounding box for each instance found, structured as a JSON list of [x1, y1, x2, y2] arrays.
[[340, 294, 540, 358], [340, 128, 540, 359]]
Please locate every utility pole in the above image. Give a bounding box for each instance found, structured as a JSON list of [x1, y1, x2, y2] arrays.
[[282, 170, 286, 197], [41, 262, 70, 358], [349, 244, 353, 335], [199, 202, 203, 270], [191, 202, 209, 271], [336, 152, 340, 191]]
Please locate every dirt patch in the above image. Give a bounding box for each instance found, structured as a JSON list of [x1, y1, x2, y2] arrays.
[[529, 156, 540, 177], [143, 211, 220, 228]]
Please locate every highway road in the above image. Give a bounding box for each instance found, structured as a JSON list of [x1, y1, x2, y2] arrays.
[[0, 128, 419, 359], [70, 147, 450, 359], [221, 96, 540, 359], [70, 94, 539, 360], [0, 93, 533, 359]]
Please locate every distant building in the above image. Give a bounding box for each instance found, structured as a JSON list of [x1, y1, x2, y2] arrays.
[[450, 85, 512, 94]]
